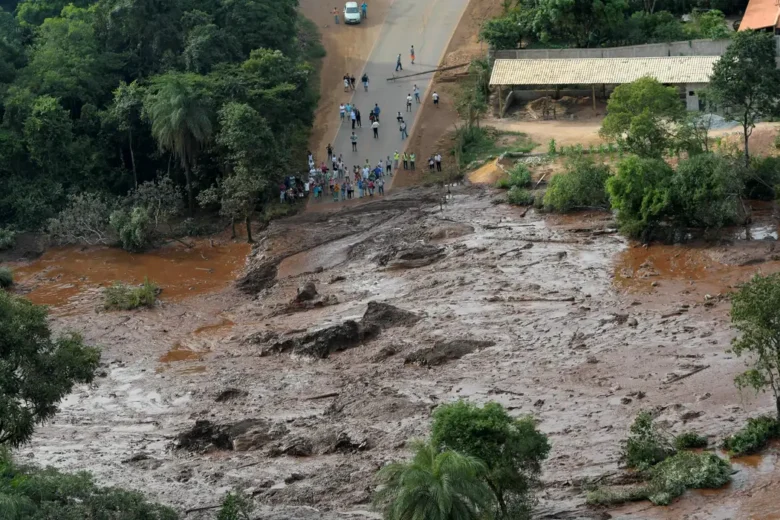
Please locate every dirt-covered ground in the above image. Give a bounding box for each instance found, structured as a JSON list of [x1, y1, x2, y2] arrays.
[[14, 183, 780, 519]]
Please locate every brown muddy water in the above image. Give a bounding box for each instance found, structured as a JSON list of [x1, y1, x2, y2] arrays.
[[9, 239, 250, 308]]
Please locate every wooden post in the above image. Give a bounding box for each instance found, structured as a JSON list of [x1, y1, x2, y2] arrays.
[[592, 84, 596, 112], [498, 85, 503, 118]]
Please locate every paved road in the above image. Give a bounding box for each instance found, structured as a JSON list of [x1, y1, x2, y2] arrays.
[[325, 0, 470, 183]]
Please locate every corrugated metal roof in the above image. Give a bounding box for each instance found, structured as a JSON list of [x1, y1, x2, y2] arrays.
[[489, 56, 719, 86], [739, 0, 780, 30]]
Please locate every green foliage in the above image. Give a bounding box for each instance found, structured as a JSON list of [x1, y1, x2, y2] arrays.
[[600, 77, 685, 158], [0, 227, 15, 250], [480, 11, 526, 48], [745, 153, 780, 201], [607, 156, 674, 240], [730, 273, 780, 419], [217, 491, 253, 520], [710, 31, 780, 166], [507, 186, 535, 206], [0, 449, 178, 519], [543, 157, 610, 212], [455, 127, 535, 167], [547, 138, 556, 156], [0, 291, 99, 446], [722, 416, 780, 456], [48, 192, 115, 246], [110, 206, 152, 252], [104, 278, 159, 310], [674, 432, 708, 450], [431, 400, 550, 519], [0, 267, 12, 288], [621, 411, 675, 470], [373, 440, 495, 520], [496, 164, 532, 189], [671, 153, 741, 230]]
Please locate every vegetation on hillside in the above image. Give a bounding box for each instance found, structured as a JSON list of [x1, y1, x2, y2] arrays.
[[0, 0, 322, 243], [104, 278, 159, 310]]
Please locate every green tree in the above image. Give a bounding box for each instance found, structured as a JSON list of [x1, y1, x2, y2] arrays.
[[480, 12, 526, 48], [600, 77, 685, 157], [686, 9, 729, 39], [0, 291, 100, 446], [730, 273, 780, 419], [217, 491, 253, 520], [107, 81, 145, 187], [430, 401, 550, 519], [710, 30, 780, 167], [607, 156, 673, 240], [373, 440, 495, 520], [543, 157, 610, 212], [144, 72, 213, 213], [23, 95, 73, 178], [216, 0, 298, 57], [183, 23, 241, 73], [671, 153, 741, 231]]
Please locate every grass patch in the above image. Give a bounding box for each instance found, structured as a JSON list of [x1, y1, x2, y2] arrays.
[[722, 416, 780, 456], [104, 278, 159, 310], [675, 432, 708, 450], [455, 126, 535, 168], [0, 267, 13, 288], [507, 186, 534, 206], [0, 227, 15, 250], [621, 411, 675, 470], [262, 201, 303, 223], [543, 157, 610, 213], [587, 452, 732, 506], [422, 170, 465, 188], [496, 163, 531, 190]]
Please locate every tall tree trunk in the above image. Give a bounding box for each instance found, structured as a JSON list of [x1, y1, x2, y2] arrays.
[[128, 129, 137, 188], [743, 121, 750, 168], [184, 162, 194, 215], [245, 216, 253, 243]]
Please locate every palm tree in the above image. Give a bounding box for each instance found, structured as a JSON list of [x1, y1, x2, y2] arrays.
[[145, 73, 213, 213], [373, 440, 495, 520]]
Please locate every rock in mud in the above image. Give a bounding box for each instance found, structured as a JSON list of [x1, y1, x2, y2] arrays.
[[268, 436, 314, 457], [362, 301, 420, 329], [427, 222, 474, 240], [174, 418, 286, 452], [214, 388, 249, 402], [387, 244, 445, 269], [237, 261, 278, 294], [295, 281, 318, 302], [404, 339, 495, 367]]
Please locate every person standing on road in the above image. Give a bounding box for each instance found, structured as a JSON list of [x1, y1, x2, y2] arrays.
[[339, 103, 345, 122], [350, 74, 356, 90], [377, 177, 385, 195], [433, 91, 439, 107], [386, 156, 392, 176], [327, 143, 333, 160], [393, 151, 400, 170], [414, 85, 421, 103], [435, 152, 442, 171], [410, 45, 415, 65], [399, 120, 408, 140], [410, 152, 416, 170], [344, 77, 350, 92], [372, 119, 379, 138], [362, 73, 369, 91], [351, 132, 358, 152], [333, 6, 339, 24], [355, 108, 362, 127], [361, 1, 367, 18], [406, 93, 413, 112], [351, 108, 357, 129], [403, 152, 409, 170], [395, 53, 403, 72], [428, 156, 435, 171], [373, 104, 381, 122], [396, 111, 404, 123]]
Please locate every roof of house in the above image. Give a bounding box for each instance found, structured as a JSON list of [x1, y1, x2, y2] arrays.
[[739, 0, 780, 31], [489, 56, 719, 86]]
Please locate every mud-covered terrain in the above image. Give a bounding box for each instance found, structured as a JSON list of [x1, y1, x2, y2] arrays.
[[18, 185, 780, 519]]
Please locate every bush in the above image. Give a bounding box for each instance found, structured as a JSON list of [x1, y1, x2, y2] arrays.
[[0, 227, 15, 250], [745, 156, 780, 200], [104, 278, 159, 310], [218, 491, 253, 520], [496, 164, 532, 190], [621, 411, 675, 470], [507, 186, 534, 206], [0, 268, 12, 288], [110, 206, 152, 252], [671, 153, 742, 230], [675, 432, 708, 450], [0, 450, 177, 519], [543, 158, 610, 212], [722, 416, 780, 456], [547, 138, 557, 156], [48, 192, 114, 246]]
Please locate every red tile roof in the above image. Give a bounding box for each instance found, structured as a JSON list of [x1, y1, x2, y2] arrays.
[[740, 0, 780, 31]]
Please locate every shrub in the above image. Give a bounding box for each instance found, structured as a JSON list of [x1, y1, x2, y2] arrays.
[[496, 164, 532, 190], [218, 491, 253, 520], [722, 416, 780, 456], [104, 278, 159, 310], [671, 153, 742, 230], [110, 206, 152, 252], [0, 268, 12, 288], [745, 156, 780, 200], [0, 227, 15, 250], [621, 411, 675, 470], [674, 432, 708, 450], [48, 192, 114, 245], [507, 186, 534, 206], [547, 138, 557, 156], [543, 157, 610, 213]]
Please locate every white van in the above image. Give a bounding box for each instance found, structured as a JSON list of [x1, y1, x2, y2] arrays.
[[344, 1, 362, 24]]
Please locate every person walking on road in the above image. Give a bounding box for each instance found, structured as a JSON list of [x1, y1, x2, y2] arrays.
[[433, 91, 439, 107], [339, 103, 345, 122], [327, 143, 333, 160], [410, 152, 416, 170], [333, 6, 339, 24], [351, 109, 357, 129], [373, 103, 381, 122], [410, 45, 415, 65], [386, 156, 392, 176], [351, 132, 358, 152], [350, 74, 356, 90], [344, 77, 350, 92], [396, 111, 404, 123], [355, 108, 362, 127], [403, 152, 409, 170], [361, 73, 369, 91], [414, 85, 421, 103], [406, 93, 413, 112], [399, 120, 408, 140], [395, 54, 403, 72], [435, 152, 442, 171], [372, 120, 379, 138], [361, 1, 367, 18]]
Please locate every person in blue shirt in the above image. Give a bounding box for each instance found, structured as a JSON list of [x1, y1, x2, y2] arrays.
[[361, 2, 367, 18], [373, 103, 380, 122]]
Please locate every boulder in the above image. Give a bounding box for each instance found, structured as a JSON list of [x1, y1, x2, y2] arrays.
[[295, 281, 318, 302], [405, 339, 495, 367]]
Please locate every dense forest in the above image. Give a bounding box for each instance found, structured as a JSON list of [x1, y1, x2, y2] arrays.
[[481, 0, 745, 49], [0, 0, 322, 244]]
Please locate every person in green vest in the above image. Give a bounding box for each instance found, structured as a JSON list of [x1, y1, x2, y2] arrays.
[[393, 151, 400, 170], [402, 152, 409, 170], [410, 152, 416, 170]]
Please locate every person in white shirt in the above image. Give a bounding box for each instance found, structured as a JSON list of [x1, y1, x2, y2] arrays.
[[435, 153, 442, 172], [339, 103, 346, 121], [432, 91, 439, 106], [372, 120, 380, 138], [413, 85, 421, 103], [406, 94, 413, 112]]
